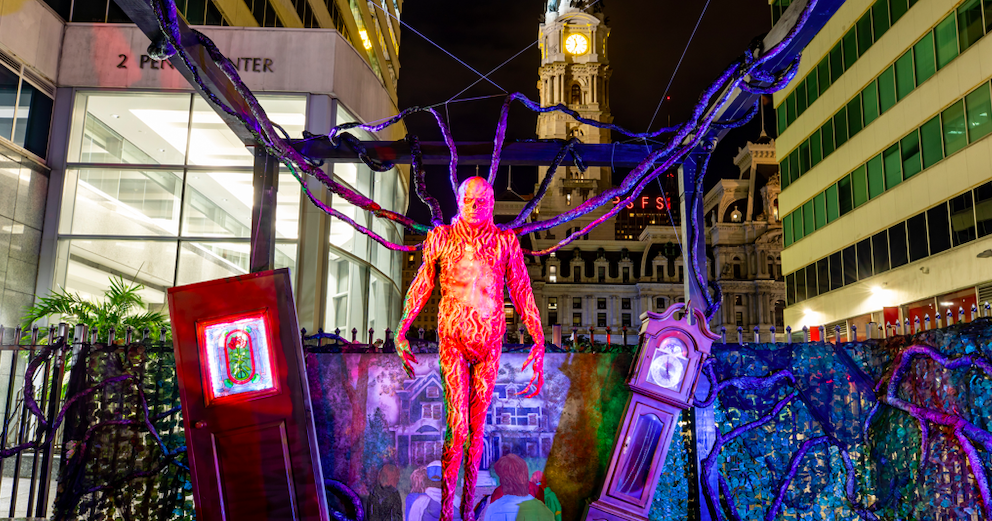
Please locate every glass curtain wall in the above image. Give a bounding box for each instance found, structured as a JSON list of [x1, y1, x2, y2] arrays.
[[325, 105, 404, 338], [57, 91, 304, 314]]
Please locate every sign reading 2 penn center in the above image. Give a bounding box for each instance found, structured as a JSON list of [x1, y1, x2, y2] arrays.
[[57, 24, 354, 93]]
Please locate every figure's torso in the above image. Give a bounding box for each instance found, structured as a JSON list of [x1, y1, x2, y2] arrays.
[[431, 223, 513, 320]]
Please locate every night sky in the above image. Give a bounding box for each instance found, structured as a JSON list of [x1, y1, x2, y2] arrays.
[[395, 0, 775, 225]]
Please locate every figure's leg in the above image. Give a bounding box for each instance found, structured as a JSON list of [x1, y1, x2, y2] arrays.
[[438, 338, 470, 521], [460, 351, 500, 521]]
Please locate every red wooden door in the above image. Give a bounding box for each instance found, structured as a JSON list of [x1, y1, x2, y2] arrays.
[[168, 269, 328, 521]]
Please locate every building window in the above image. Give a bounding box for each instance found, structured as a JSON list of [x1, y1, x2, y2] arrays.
[[0, 64, 54, 159], [573, 269, 580, 283], [597, 313, 607, 327], [571, 84, 581, 104], [548, 312, 559, 325], [943, 100, 967, 156], [58, 92, 309, 329], [656, 297, 666, 310], [597, 298, 607, 309], [774, 300, 786, 328], [548, 297, 557, 310], [528, 413, 538, 426], [622, 266, 630, 283], [573, 313, 582, 326], [422, 403, 442, 419], [678, 266, 684, 282], [549, 265, 557, 283], [573, 297, 582, 309], [622, 313, 632, 328], [621, 298, 631, 310], [734, 295, 743, 306], [735, 312, 744, 327], [426, 386, 440, 399], [598, 266, 606, 282]]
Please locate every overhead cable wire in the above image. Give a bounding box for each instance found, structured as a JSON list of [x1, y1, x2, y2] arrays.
[[368, 2, 505, 94], [645, 0, 713, 133], [442, 0, 603, 105]]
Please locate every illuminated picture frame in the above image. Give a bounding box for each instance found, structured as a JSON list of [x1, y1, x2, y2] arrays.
[[196, 309, 280, 406]]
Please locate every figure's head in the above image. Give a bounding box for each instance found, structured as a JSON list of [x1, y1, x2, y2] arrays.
[[493, 453, 529, 496], [409, 467, 428, 493], [377, 464, 399, 487], [456, 177, 495, 226]]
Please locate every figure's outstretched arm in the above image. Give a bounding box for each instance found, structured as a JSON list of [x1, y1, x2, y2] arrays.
[[396, 229, 441, 377], [506, 235, 545, 398]]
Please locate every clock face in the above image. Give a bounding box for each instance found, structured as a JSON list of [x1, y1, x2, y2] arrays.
[[648, 354, 684, 389], [565, 34, 589, 55], [646, 336, 688, 390]]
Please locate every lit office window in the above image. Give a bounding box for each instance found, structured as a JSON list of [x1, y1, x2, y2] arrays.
[[58, 91, 305, 314]]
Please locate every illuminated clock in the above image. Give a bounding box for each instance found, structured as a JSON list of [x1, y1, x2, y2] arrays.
[[647, 337, 688, 389], [585, 303, 717, 521], [565, 33, 589, 55]]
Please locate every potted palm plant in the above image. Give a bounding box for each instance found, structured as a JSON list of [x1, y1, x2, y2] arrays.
[[20, 276, 169, 343]]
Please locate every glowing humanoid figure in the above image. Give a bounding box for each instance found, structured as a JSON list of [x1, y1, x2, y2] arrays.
[[396, 177, 546, 521]]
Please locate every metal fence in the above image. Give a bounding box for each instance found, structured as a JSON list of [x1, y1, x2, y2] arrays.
[[0, 324, 69, 520], [0, 324, 190, 521]]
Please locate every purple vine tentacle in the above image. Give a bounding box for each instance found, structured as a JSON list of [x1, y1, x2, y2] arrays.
[[765, 435, 830, 521], [427, 108, 459, 195], [884, 345, 992, 452], [918, 417, 930, 478], [506, 138, 581, 229], [955, 428, 992, 520], [703, 391, 798, 520], [408, 135, 445, 226], [878, 344, 992, 517], [696, 370, 797, 408], [688, 150, 717, 316], [838, 447, 879, 521], [716, 472, 745, 521], [488, 96, 513, 184]]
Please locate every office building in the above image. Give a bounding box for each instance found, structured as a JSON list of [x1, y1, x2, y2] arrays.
[[775, 0, 992, 338]]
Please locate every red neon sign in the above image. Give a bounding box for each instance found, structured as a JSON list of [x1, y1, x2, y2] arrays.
[[611, 196, 672, 211]]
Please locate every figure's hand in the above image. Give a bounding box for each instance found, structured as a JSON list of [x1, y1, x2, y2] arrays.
[[395, 335, 418, 379], [517, 337, 545, 398]]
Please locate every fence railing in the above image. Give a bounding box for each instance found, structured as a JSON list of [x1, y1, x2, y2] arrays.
[[0, 324, 190, 521], [0, 324, 69, 520]]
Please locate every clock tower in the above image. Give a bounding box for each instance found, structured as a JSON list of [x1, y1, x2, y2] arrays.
[[535, 0, 614, 241]]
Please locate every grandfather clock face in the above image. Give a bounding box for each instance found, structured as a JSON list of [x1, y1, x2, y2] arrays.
[[646, 336, 689, 390]]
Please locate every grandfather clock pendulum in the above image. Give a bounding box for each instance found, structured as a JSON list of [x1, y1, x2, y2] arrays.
[[585, 303, 717, 521]]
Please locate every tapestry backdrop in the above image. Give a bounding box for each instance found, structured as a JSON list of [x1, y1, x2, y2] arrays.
[[305, 352, 634, 521]]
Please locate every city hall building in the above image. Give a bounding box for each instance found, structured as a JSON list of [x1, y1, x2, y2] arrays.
[[0, 0, 409, 335]]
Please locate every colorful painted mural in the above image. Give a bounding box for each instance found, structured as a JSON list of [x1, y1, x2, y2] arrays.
[[305, 352, 633, 521]]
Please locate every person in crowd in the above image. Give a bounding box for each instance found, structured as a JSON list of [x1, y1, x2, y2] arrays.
[[366, 464, 402, 521], [481, 454, 553, 521]]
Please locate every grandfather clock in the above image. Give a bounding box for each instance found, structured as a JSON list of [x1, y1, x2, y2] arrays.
[[585, 303, 716, 521]]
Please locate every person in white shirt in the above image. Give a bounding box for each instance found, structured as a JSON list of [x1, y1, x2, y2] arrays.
[[480, 455, 553, 521]]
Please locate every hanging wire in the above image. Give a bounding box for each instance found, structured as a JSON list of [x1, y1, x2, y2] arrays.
[[368, 3, 506, 94], [645, 0, 713, 134]]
